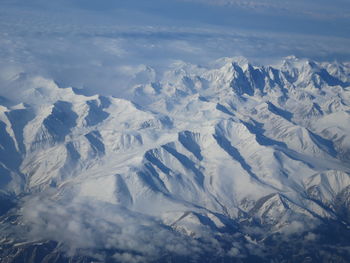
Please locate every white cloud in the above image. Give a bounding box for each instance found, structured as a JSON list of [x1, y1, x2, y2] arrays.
[[1, 14, 349, 99], [179, 0, 350, 19], [0, 0, 349, 102], [17, 193, 220, 262]]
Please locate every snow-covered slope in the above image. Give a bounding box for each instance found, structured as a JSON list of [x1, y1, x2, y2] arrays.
[[1, 56, 350, 262]]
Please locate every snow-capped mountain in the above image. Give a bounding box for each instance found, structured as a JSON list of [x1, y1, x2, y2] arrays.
[[1, 56, 350, 262]]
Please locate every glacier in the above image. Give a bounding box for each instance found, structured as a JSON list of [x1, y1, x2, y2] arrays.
[[0, 56, 350, 262]]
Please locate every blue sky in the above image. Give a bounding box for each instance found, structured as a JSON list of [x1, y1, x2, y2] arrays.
[[28, 0, 350, 38], [0, 0, 349, 96]]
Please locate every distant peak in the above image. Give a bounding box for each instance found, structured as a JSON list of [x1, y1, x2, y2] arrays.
[[213, 56, 249, 69]]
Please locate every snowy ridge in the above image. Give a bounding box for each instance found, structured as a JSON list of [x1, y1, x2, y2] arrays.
[[1, 56, 350, 262]]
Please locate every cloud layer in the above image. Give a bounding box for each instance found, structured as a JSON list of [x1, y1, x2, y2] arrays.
[[17, 193, 230, 262], [0, 0, 349, 99]]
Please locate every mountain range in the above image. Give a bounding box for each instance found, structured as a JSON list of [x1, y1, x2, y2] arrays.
[[0, 56, 350, 262]]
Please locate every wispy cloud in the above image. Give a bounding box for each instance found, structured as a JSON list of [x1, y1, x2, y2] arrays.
[[1, 23, 349, 99], [18, 193, 222, 262], [179, 0, 350, 19]]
